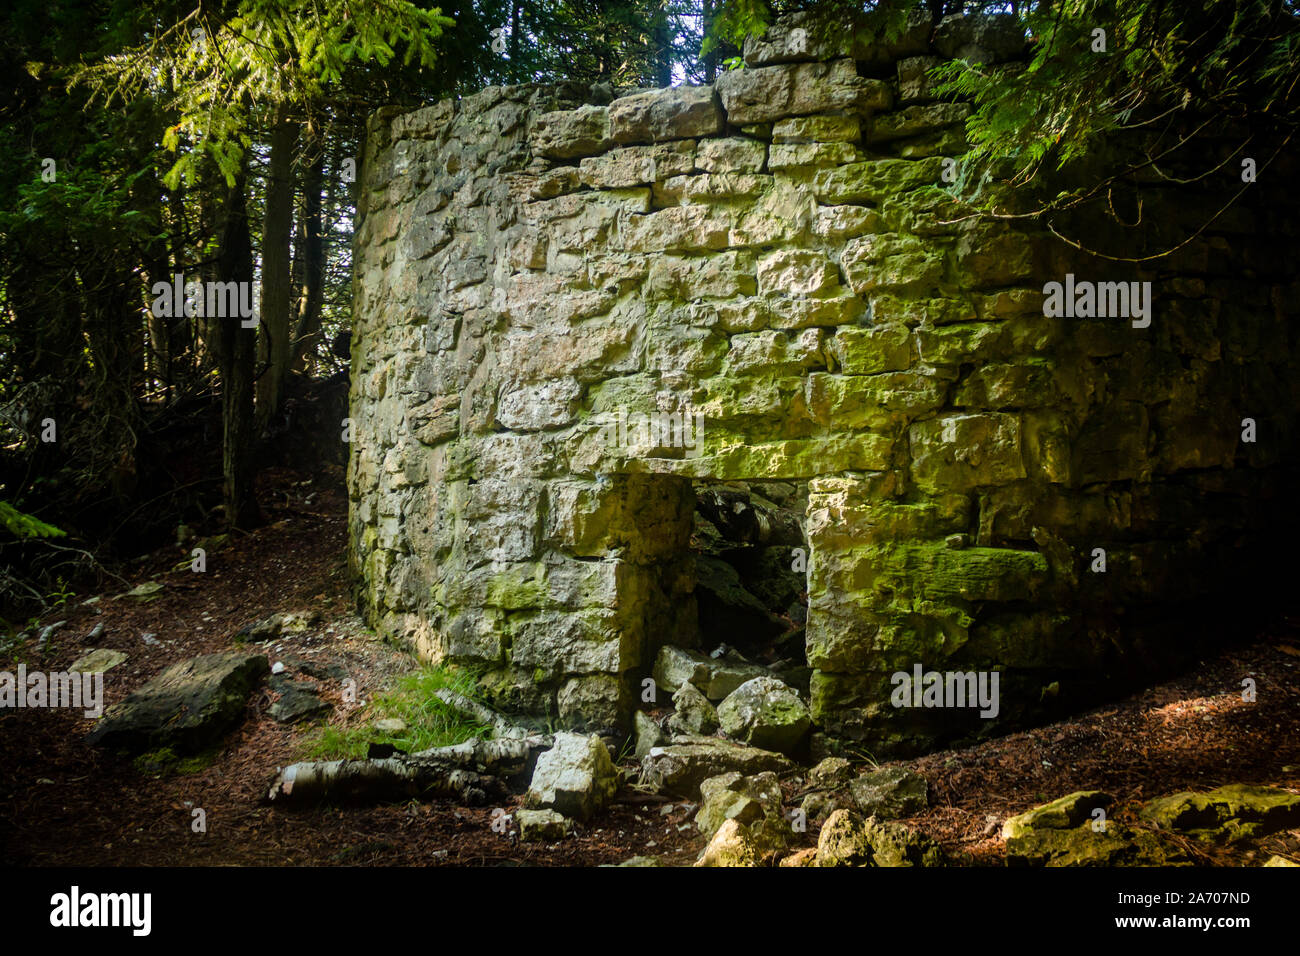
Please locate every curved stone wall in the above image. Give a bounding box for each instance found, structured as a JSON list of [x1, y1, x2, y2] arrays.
[[349, 13, 1300, 753]]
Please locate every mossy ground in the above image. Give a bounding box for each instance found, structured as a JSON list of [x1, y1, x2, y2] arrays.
[[133, 746, 220, 777], [301, 664, 491, 760]]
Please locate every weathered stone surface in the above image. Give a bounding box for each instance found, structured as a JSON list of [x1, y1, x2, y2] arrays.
[[578, 140, 696, 188], [781, 847, 819, 866], [757, 248, 841, 298], [652, 645, 713, 694], [69, 649, 128, 674], [802, 788, 854, 822], [695, 137, 767, 173], [1002, 791, 1114, 840], [932, 13, 1027, 64], [351, 13, 1300, 765], [716, 59, 892, 125], [268, 676, 330, 724], [525, 732, 619, 820], [842, 232, 943, 294], [609, 86, 723, 144], [849, 766, 929, 819], [530, 105, 612, 159], [1006, 824, 1190, 867], [769, 142, 863, 169], [742, 10, 930, 68], [1139, 785, 1300, 842], [651, 644, 771, 701], [668, 680, 719, 736], [909, 413, 1026, 493], [86, 652, 268, 753], [640, 737, 796, 798], [807, 756, 854, 790], [634, 709, 667, 759], [717, 677, 811, 754], [694, 817, 761, 866], [806, 157, 944, 204], [653, 172, 769, 204], [867, 103, 971, 143], [1002, 790, 1189, 865], [897, 56, 944, 104], [816, 808, 943, 866], [517, 808, 572, 842], [557, 674, 623, 732], [695, 770, 783, 839], [773, 115, 861, 144]]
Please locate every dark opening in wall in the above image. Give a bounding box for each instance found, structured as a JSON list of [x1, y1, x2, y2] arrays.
[[690, 481, 812, 695]]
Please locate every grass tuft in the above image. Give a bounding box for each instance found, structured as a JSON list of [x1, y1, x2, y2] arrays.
[[302, 664, 491, 760]]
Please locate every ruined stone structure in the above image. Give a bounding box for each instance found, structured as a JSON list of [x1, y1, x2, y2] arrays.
[[348, 13, 1300, 755]]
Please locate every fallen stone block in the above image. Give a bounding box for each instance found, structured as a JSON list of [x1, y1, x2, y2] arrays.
[[1139, 784, 1300, 842], [717, 676, 811, 754], [517, 808, 572, 843], [86, 652, 268, 754], [525, 731, 619, 821], [640, 737, 795, 798], [849, 765, 929, 819]]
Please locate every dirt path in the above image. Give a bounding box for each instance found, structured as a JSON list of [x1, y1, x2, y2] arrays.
[[3, 466, 1297, 866]]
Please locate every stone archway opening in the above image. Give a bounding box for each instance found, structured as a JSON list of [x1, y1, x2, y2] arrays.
[[689, 480, 811, 694]]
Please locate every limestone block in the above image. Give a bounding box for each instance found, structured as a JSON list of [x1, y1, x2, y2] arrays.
[[578, 140, 696, 188], [619, 205, 731, 253], [768, 142, 864, 169], [805, 157, 945, 204], [909, 413, 1027, 493], [742, 9, 929, 67], [932, 13, 1027, 64], [773, 115, 861, 143], [557, 675, 625, 731], [867, 103, 972, 143], [608, 85, 723, 144], [827, 325, 914, 375], [897, 56, 944, 104], [757, 249, 842, 297], [716, 59, 892, 125], [813, 205, 883, 241], [653, 172, 770, 205], [725, 329, 828, 375], [530, 105, 612, 159], [843, 233, 945, 295], [696, 137, 768, 173], [495, 378, 583, 431]]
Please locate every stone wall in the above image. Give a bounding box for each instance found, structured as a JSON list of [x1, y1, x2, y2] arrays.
[[348, 12, 1300, 754]]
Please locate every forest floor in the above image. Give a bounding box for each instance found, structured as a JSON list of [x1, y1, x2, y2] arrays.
[[4, 466, 1299, 867]]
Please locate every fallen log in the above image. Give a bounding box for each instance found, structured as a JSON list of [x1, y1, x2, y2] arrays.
[[266, 735, 551, 805], [267, 757, 504, 805]]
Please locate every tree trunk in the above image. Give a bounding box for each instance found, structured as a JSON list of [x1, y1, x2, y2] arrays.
[[166, 177, 193, 391], [652, 3, 673, 87], [702, 0, 717, 83], [255, 104, 299, 431], [211, 166, 261, 529], [290, 129, 325, 375]]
